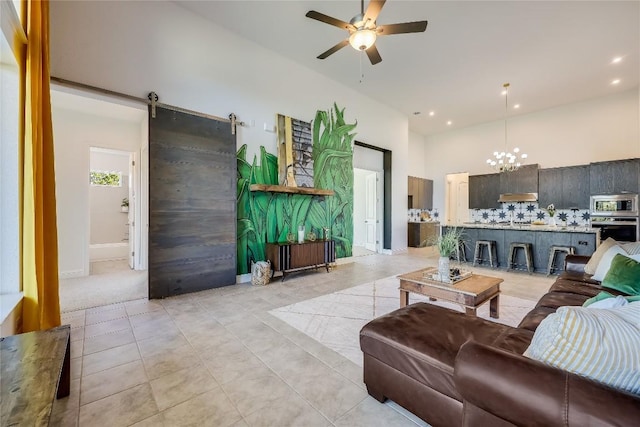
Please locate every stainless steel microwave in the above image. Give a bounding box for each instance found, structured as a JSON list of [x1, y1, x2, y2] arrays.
[[590, 194, 638, 217]]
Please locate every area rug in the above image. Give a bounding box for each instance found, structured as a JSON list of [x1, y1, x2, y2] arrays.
[[269, 275, 537, 367]]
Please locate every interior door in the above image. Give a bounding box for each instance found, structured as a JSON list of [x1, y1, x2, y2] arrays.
[[365, 172, 377, 252], [148, 106, 236, 299]]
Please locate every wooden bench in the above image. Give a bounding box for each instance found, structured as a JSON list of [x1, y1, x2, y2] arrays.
[[1, 324, 71, 426]]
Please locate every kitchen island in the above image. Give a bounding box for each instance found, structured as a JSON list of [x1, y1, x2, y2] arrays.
[[444, 223, 599, 274]]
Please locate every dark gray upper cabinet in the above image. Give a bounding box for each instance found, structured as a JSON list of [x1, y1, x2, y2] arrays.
[[539, 165, 589, 209], [499, 164, 539, 194], [589, 159, 639, 195], [538, 168, 563, 207], [562, 165, 590, 209], [469, 173, 500, 209], [407, 176, 434, 210]]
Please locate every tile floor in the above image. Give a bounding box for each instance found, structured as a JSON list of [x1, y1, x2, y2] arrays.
[[52, 249, 554, 426]]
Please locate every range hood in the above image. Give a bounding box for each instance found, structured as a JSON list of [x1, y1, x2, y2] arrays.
[[498, 193, 538, 203]]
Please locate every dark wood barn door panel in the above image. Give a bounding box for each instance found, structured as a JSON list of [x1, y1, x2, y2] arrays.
[[149, 106, 236, 299]]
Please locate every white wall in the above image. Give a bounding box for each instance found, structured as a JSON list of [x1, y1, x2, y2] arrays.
[[408, 131, 428, 178], [424, 89, 640, 214], [89, 150, 130, 245], [49, 1, 410, 253], [53, 108, 140, 277]]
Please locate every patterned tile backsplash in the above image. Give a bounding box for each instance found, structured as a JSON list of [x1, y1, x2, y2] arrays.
[[469, 203, 591, 226], [408, 208, 440, 222]]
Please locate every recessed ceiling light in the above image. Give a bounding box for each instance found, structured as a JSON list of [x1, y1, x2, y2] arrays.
[[413, 111, 421, 116], [611, 79, 621, 85], [446, 121, 452, 125], [513, 104, 520, 109], [429, 111, 435, 116], [612, 56, 623, 64]]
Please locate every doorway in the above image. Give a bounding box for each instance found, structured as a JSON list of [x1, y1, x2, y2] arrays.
[[445, 172, 470, 225], [88, 147, 135, 271], [51, 85, 149, 311], [353, 143, 385, 256]]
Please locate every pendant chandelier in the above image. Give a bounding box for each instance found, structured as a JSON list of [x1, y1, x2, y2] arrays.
[[487, 83, 527, 172]]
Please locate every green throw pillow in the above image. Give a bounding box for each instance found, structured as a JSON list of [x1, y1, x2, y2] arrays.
[[583, 291, 640, 307], [602, 254, 640, 296]]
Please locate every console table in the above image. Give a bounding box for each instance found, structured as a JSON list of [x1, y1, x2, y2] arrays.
[[266, 240, 336, 281]]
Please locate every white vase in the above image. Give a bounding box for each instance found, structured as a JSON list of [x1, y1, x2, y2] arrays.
[[548, 217, 557, 227], [438, 256, 450, 281]]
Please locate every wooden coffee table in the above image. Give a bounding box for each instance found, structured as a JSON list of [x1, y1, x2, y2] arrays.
[[398, 267, 502, 318]]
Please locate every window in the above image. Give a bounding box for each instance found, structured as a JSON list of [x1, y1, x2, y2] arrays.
[[1, 0, 24, 315], [90, 170, 123, 187]]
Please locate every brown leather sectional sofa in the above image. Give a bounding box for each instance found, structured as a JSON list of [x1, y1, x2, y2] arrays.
[[360, 255, 640, 426]]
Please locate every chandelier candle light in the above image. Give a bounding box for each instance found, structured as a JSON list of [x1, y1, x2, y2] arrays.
[[487, 83, 528, 172]]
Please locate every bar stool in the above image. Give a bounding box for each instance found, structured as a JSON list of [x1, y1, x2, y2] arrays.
[[547, 246, 575, 275], [473, 240, 497, 268], [508, 242, 534, 274], [451, 239, 467, 263]]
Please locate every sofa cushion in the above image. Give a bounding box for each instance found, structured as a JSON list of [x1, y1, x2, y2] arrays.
[[524, 302, 640, 396], [517, 306, 557, 332], [535, 292, 590, 310], [584, 237, 619, 275], [548, 278, 603, 297], [602, 253, 640, 296], [360, 303, 512, 401]]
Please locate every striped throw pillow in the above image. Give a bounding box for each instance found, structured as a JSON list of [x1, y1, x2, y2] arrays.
[[524, 302, 640, 395], [622, 242, 640, 256]]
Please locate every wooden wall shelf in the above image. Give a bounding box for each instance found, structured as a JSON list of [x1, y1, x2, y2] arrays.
[[249, 184, 334, 196]]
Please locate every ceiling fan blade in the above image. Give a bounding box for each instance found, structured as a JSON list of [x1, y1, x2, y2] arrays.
[[306, 11, 353, 30], [364, 0, 386, 23], [377, 21, 428, 35], [365, 44, 382, 65], [317, 39, 350, 59]]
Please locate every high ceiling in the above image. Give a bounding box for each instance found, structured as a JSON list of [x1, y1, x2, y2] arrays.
[[177, 1, 639, 136]]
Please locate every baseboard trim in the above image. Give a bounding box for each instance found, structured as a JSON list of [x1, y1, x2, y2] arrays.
[[236, 273, 251, 284], [59, 270, 85, 279]]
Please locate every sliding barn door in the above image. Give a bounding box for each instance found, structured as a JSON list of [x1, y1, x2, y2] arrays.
[[149, 106, 236, 299]]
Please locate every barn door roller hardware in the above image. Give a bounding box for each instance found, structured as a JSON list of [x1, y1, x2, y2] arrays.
[[228, 113, 246, 135], [148, 92, 159, 118]]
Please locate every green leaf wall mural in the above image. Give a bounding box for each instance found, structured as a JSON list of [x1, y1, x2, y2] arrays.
[[236, 103, 355, 275]]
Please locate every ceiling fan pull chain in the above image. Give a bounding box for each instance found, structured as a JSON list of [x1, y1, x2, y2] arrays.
[[359, 51, 365, 84]]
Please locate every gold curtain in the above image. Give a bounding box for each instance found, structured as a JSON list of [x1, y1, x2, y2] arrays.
[[20, 0, 61, 332]]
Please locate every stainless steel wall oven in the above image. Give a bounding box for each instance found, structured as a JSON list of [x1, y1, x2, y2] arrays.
[[590, 194, 639, 242]]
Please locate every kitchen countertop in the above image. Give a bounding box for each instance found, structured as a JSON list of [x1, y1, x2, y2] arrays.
[[457, 222, 598, 234]]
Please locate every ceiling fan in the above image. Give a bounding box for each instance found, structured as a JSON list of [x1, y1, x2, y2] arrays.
[[305, 0, 428, 65]]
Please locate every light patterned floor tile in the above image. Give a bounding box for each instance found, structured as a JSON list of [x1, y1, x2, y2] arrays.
[[79, 383, 158, 426]]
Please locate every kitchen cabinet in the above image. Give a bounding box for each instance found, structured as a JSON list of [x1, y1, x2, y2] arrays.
[[499, 164, 539, 194], [408, 176, 434, 210], [468, 174, 500, 209], [408, 222, 440, 247], [589, 159, 639, 195], [538, 165, 589, 209], [453, 224, 597, 274]]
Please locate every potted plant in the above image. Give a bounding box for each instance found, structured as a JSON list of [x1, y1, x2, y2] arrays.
[[431, 227, 464, 280], [121, 197, 129, 213], [545, 204, 556, 226]]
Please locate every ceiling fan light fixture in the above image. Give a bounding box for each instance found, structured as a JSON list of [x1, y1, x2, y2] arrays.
[[349, 29, 377, 51]]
